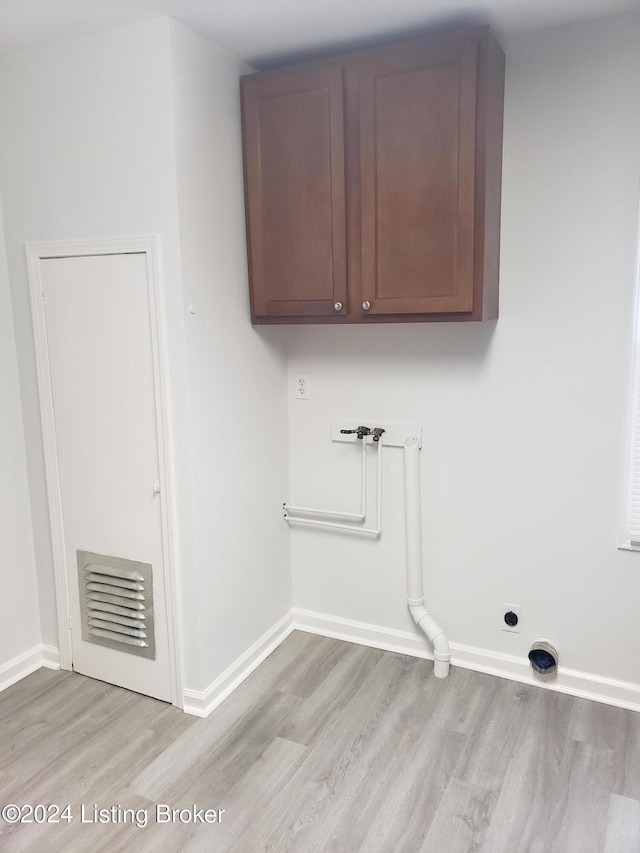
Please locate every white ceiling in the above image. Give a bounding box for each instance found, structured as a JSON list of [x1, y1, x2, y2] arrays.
[[0, 0, 638, 66]]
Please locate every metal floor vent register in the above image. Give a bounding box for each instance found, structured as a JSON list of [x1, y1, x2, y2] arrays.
[[77, 551, 155, 660]]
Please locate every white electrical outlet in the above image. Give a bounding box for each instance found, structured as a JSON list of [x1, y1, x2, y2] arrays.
[[501, 603, 521, 633], [295, 374, 310, 400]]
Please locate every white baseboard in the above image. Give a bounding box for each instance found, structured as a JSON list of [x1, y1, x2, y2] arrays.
[[8, 615, 639, 718], [182, 612, 295, 717], [41, 644, 61, 670], [0, 643, 61, 694], [292, 607, 433, 659], [292, 607, 640, 714]]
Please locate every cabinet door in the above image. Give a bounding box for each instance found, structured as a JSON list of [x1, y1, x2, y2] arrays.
[[242, 69, 347, 320], [359, 38, 478, 317]]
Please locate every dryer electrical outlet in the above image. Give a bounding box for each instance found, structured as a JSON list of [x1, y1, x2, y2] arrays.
[[502, 603, 521, 633]]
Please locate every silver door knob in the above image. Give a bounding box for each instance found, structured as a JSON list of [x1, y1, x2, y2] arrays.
[[362, 301, 371, 311], [334, 302, 343, 311]]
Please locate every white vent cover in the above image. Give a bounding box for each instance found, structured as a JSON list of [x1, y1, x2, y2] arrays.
[[77, 551, 155, 660]]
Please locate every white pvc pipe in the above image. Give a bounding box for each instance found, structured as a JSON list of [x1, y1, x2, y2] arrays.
[[403, 433, 451, 678], [285, 438, 383, 536], [284, 436, 367, 521]]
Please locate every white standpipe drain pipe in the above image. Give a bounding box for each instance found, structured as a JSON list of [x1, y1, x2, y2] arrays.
[[403, 433, 451, 678]]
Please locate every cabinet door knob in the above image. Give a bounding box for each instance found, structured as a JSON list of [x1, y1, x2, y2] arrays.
[[334, 302, 343, 311], [362, 301, 371, 311]]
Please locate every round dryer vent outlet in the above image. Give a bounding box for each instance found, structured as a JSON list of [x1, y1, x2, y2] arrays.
[[528, 640, 558, 676]]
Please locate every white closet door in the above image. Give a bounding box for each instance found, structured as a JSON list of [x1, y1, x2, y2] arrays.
[[42, 252, 172, 702]]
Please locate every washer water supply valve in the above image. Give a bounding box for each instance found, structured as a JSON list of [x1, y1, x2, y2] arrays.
[[339, 425, 386, 441]]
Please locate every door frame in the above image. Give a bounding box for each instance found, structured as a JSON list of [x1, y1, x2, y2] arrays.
[[26, 235, 184, 708]]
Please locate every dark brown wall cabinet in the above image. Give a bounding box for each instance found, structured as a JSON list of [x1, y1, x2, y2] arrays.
[[241, 26, 505, 324]]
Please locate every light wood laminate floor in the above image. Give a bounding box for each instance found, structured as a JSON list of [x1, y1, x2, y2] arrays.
[[1, 630, 640, 852]]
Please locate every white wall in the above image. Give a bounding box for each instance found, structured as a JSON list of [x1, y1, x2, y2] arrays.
[[0, 18, 196, 664], [168, 21, 291, 692], [0, 16, 291, 697], [0, 201, 41, 670], [288, 12, 640, 686]]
